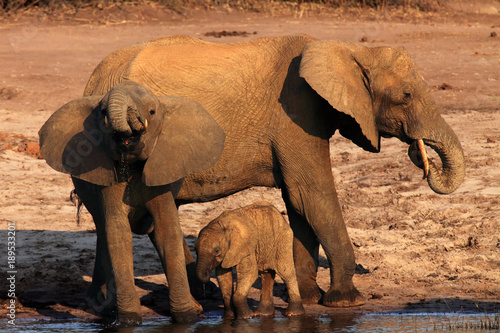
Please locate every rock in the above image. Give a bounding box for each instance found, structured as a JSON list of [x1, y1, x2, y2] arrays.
[[479, 6, 498, 14], [25, 142, 41, 159]]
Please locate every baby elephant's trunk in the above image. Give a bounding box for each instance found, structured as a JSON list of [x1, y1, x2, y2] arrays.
[[196, 270, 210, 283], [195, 254, 214, 283]]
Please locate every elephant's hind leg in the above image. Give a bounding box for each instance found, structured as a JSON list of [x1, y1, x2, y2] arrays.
[[283, 202, 323, 304], [254, 270, 276, 317]]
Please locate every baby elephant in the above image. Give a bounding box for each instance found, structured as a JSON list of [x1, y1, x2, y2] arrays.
[[195, 202, 305, 319]]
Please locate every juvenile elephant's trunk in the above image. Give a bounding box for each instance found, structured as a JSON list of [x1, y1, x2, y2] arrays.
[[107, 87, 134, 137], [408, 116, 465, 194], [195, 256, 214, 284]]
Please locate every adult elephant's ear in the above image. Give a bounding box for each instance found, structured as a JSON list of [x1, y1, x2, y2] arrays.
[[142, 96, 225, 187], [39, 96, 117, 186], [299, 40, 379, 152]]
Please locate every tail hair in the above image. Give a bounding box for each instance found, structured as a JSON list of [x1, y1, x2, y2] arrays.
[[70, 189, 83, 225]]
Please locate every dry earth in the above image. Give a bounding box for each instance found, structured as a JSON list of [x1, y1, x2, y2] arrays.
[[0, 2, 499, 323]]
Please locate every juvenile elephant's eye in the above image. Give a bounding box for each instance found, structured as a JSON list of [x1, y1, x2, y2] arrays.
[[149, 109, 156, 115], [214, 247, 221, 256], [403, 92, 411, 99]]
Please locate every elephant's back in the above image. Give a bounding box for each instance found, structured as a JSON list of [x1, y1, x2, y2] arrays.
[[125, 34, 316, 106], [83, 35, 208, 96], [242, 202, 290, 234], [84, 34, 315, 97]]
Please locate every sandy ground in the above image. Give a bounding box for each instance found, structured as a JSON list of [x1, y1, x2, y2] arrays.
[[0, 3, 499, 322]]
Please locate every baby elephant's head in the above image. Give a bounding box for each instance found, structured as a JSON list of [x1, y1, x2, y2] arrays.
[[195, 223, 228, 283], [195, 214, 257, 283], [39, 80, 225, 187]]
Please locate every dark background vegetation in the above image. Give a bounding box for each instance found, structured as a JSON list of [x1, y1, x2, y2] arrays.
[[0, 0, 450, 15]]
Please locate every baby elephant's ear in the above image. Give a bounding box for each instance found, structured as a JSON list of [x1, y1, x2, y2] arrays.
[[39, 96, 117, 186], [143, 96, 225, 187], [220, 214, 258, 269]]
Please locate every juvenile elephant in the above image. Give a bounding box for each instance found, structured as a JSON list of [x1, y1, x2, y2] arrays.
[[83, 35, 465, 307], [39, 81, 225, 325], [195, 202, 305, 319]]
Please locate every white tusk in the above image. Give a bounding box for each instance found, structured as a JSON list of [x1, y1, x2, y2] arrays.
[[144, 119, 148, 131], [417, 139, 429, 179]]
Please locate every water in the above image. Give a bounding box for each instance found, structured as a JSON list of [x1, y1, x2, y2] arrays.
[[119, 153, 130, 182], [1, 313, 499, 333]]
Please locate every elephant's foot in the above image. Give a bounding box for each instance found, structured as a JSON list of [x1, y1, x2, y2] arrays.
[[254, 301, 275, 317], [105, 311, 142, 327], [86, 283, 105, 307], [297, 279, 323, 304], [222, 308, 236, 320], [322, 287, 365, 307], [86, 289, 116, 318], [192, 297, 204, 314], [284, 302, 305, 316], [235, 306, 254, 320], [171, 308, 200, 323]]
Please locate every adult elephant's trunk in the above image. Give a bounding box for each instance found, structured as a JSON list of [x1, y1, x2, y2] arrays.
[[106, 87, 133, 137], [408, 116, 465, 194]]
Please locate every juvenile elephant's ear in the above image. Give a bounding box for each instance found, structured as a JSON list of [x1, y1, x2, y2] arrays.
[[39, 97, 117, 186], [220, 214, 258, 269], [299, 40, 379, 152], [142, 96, 225, 186]]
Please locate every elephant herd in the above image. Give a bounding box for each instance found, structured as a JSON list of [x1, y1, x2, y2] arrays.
[[39, 34, 465, 325]]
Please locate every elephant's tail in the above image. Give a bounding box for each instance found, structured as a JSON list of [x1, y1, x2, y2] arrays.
[[70, 189, 83, 225]]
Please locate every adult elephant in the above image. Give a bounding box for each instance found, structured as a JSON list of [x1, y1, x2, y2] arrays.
[[83, 35, 465, 307], [39, 81, 225, 325]]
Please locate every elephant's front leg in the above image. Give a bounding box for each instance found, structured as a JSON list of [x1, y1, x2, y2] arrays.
[[233, 256, 258, 319], [146, 190, 199, 323], [215, 266, 235, 319], [72, 179, 109, 311], [101, 186, 142, 326], [283, 184, 363, 308], [87, 230, 115, 316], [276, 139, 363, 308]]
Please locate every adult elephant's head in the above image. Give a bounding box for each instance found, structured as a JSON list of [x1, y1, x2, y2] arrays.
[[299, 40, 465, 194], [39, 81, 225, 187]]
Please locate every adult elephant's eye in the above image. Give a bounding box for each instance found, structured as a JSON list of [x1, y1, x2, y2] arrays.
[[149, 109, 156, 115], [403, 92, 411, 99]]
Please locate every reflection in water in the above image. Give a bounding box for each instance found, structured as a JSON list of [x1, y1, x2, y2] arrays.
[[3, 313, 500, 333], [101, 315, 357, 333]]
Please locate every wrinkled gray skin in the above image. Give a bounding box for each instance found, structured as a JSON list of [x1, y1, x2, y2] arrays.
[[195, 202, 305, 319], [39, 81, 225, 325], [83, 35, 465, 307]]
